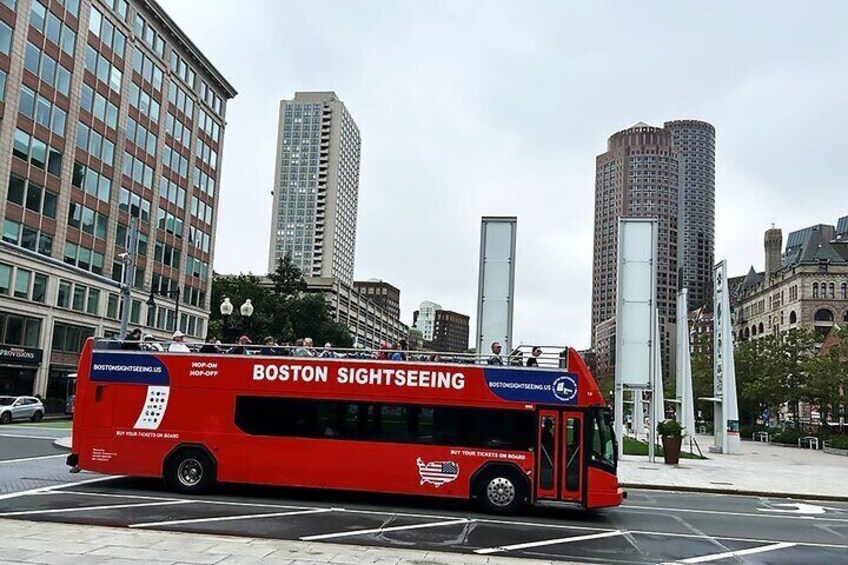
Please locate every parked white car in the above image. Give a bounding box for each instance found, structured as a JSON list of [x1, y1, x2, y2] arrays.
[[0, 396, 45, 424]]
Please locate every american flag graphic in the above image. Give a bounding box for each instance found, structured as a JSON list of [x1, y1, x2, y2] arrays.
[[417, 458, 460, 487]]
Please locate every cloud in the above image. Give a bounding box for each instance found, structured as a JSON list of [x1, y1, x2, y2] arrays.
[[160, 0, 848, 349]]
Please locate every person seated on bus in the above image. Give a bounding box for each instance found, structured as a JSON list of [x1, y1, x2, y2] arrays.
[[260, 336, 281, 356], [487, 342, 503, 366], [294, 337, 316, 357], [509, 349, 524, 367], [121, 328, 143, 350], [428, 353, 442, 363], [168, 331, 191, 353], [320, 342, 337, 358], [526, 346, 543, 367], [390, 339, 408, 361], [198, 335, 220, 354], [227, 335, 252, 355], [142, 334, 164, 352]]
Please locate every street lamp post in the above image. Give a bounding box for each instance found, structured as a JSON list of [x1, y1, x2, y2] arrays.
[[220, 298, 234, 343], [147, 288, 181, 333], [239, 299, 254, 339], [218, 298, 253, 343]]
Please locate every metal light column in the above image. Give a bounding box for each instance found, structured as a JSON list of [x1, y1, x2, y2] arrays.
[[118, 217, 139, 339]]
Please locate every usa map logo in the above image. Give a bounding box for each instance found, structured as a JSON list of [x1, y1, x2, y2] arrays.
[[417, 458, 459, 487]]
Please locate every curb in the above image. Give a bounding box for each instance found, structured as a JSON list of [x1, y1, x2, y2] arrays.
[[622, 482, 848, 502], [53, 437, 72, 450]]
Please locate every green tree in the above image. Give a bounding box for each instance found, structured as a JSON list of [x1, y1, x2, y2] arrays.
[[690, 332, 714, 421], [208, 257, 353, 348], [268, 254, 307, 298], [734, 334, 782, 426], [805, 326, 848, 427], [774, 328, 818, 432]]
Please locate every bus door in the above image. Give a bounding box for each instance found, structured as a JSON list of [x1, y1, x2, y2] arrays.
[[560, 411, 583, 502], [537, 410, 584, 502], [536, 410, 559, 499]]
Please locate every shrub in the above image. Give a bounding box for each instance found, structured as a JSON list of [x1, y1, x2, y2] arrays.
[[657, 419, 684, 438], [771, 430, 801, 445]]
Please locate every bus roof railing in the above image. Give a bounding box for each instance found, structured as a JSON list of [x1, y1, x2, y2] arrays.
[[91, 338, 574, 369]]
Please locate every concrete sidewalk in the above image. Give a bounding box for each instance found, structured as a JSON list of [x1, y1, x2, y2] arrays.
[[0, 518, 569, 565], [619, 434, 848, 500]]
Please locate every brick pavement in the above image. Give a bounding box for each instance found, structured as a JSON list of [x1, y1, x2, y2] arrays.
[[0, 518, 570, 565]]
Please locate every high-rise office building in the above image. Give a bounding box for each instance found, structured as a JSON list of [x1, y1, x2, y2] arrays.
[[268, 92, 361, 285], [665, 120, 715, 310], [431, 309, 469, 353], [0, 0, 236, 403], [412, 300, 441, 342], [591, 122, 680, 375], [353, 278, 400, 321]]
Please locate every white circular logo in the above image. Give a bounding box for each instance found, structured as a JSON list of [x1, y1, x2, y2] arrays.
[[552, 375, 577, 402]]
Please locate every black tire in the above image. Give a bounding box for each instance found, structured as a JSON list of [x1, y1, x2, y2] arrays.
[[164, 448, 215, 495], [0, 412, 10, 425], [474, 467, 528, 515], [31, 411, 43, 422]]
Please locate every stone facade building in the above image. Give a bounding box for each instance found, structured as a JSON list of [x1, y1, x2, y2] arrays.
[[733, 218, 848, 342]]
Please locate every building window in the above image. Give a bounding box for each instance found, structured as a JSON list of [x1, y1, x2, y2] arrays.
[[812, 283, 818, 298], [842, 283, 847, 300], [0, 313, 42, 348], [829, 283, 835, 299], [51, 322, 94, 353], [789, 311, 797, 324], [814, 308, 834, 322]]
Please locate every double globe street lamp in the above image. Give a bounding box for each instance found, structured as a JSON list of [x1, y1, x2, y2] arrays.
[[219, 298, 254, 343]]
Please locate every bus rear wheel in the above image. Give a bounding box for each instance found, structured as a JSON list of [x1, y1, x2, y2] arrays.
[[164, 448, 216, 495], [475, 468, 527, 515]]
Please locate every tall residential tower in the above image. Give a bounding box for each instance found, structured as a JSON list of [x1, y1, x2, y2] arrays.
[[665, 120, 715, 310], [268, 92, 361, 285], [592, 123, 680, 375]]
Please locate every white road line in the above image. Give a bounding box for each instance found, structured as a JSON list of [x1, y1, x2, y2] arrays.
[[54, 490, 315, 511], [0, 474, 123, 502], [300, 518, 470, 541], [623, 504, 848, 523], [676, 542, 797, 563], [475, 530, 625, 555], [0, 433, 64, 440], [130, 507, 332, 528], [0, 499, 192, 517], [0, 454, 66, 464]]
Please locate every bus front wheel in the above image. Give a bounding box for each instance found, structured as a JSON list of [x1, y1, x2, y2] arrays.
[[474, 468, 528, 515], [164, 447, 216, 495]]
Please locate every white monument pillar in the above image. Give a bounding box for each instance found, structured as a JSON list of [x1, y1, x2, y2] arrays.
[[713, 260, 741, 454], [676, 289, 697, 447]]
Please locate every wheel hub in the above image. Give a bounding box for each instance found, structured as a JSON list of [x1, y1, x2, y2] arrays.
[[177, 459, 203, 487], [487, 477, 516, 507]]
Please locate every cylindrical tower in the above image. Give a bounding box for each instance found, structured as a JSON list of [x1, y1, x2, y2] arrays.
[[592, 123, 679, 375], [764, 227, 783, 276], [664, 120, 716, 311]]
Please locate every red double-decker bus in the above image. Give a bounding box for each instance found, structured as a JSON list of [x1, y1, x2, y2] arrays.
[[68, 340, 623, 514]]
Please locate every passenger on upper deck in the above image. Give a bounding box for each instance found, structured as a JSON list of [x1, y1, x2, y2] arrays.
[[142, 334, 164, 352], [260, 336, 280, 356], [294, 337, 315, 357], [487, 342, 503, 366], [526, 346, 542, 367], [168, 331, 191, 353], [390, 339, 408, 361], [228, 335, 252, 355], [198, 335, 220, 354], [122, 328, 142, 350]]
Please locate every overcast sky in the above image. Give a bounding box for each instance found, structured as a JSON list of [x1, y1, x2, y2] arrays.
[[160, 0, 848, 349]]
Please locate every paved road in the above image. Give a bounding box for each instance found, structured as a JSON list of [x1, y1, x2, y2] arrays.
[[0, 424, 90, 496], [0, 433, 846, 563]]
